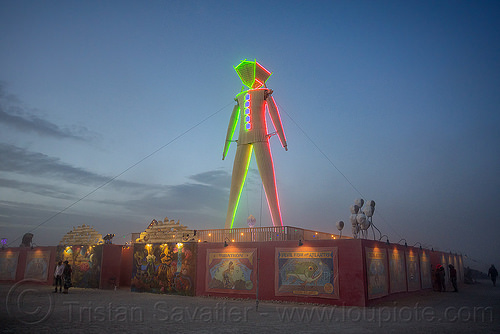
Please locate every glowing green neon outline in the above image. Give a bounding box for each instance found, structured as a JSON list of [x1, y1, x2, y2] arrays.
[[234, 59, 256, 89], [227, 107, 239, 146], [230, 145, 253, 229], [234, 59, 273, 89], [223, 105, 240, 159]]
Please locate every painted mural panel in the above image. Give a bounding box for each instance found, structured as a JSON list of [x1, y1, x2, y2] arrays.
[[440, 253, 446, 266], [420, 251, 432, 289], [388, 248, 406, 293], [0, 251, 19, 280], [276, 247, 339, 299], [131, 243, 196, 295], [24, 250, 51, 281], [206, 248, 256, 294], [57, 245, 102, 288], [72, 245, 102, 288], [458, 256, 463, 282], [453, 256, 459, 281], [365, 247, 388, 299], [439, 253, 447, 272], [406, 250, 420, 291], [450, 255, 459, 284]]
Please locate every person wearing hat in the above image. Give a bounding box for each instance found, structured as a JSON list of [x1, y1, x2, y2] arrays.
[[62, 260, 72, 294], [449, 264, 458, 292]]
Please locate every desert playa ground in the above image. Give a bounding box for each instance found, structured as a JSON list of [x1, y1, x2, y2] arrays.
[[1, 279, 499, 334]]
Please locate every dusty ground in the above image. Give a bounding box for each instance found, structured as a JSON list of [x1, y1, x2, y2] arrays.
[[1, 279, 498, 334]]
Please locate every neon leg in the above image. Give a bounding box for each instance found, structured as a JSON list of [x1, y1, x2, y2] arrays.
[[253, 141, 283, 227], [225, 144, 253, 229]]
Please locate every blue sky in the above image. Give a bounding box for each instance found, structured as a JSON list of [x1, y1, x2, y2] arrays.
[[1, 1, 499, 272]]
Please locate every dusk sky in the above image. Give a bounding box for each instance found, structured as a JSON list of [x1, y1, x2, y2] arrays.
[[1, 1, 499, 272]]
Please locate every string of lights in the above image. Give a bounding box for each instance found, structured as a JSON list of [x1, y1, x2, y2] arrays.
[[277, 102, 404, 241], [7, 102, 233, 247]]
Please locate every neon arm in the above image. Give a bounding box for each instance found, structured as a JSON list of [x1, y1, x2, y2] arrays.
[[266, 95, 287, 151], [223, 103, 240, 160]]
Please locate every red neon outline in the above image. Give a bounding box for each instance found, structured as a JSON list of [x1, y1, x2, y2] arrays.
[[253, 78, 264, 89], [255, 61, 272, 75], [268, 96, 287, 147], [230, 145, 253, 228], [261, 140, 283, 227]]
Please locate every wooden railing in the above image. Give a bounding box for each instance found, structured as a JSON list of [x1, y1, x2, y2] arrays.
[[193, 226, 347, 243]]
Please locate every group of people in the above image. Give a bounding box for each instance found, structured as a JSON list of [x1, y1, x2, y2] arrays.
[[435, 263, 498, 292], [434, 264, 458, 292], [54, 260, 72, 294]]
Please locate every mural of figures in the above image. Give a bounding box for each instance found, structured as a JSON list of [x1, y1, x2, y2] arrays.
[[406, 250, 421, 291], [131, 243, 196, 296], [56, 245, 102, 288], [389, 248, 407, 293], [420, 251, 432, 289], [276, 248, 339, 299], [365, 247, 388, 299], [0, 251, 19, 280], [206, 249, 256, 293], [24, 250, 51, 281], [223, 59, 288, 229]]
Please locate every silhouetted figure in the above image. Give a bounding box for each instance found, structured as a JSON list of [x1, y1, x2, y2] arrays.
[[19, 233, 33, 247], [435, 265, 441, 291], [464, 267, 475, 284], [53, 261, 64, 293], [432, 265, 438, 290], [62, 261, 72, 294], [488, 265, 498, 287], [449, 264, 458, 292], [436, 264, 446, 292], [103, 233, 115, 244]]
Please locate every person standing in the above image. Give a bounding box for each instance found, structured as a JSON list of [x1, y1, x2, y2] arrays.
[[437, 265, 446, 292], [449, 264, 458, 292], [488, 265, 498, 287], [62, 261, 72, 294], [434, 265, 442, 291], [53, 261, 64, 293]]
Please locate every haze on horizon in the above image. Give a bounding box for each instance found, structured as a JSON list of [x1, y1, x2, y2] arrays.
[[0, 1, 499, 273]]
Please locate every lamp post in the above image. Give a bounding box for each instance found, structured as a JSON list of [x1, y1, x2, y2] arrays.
[[336, 221, 344, 239], [398, 239, 408, 247]]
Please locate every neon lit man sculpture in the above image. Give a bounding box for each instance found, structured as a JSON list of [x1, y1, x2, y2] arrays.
[[223, 60, 288, 229]]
